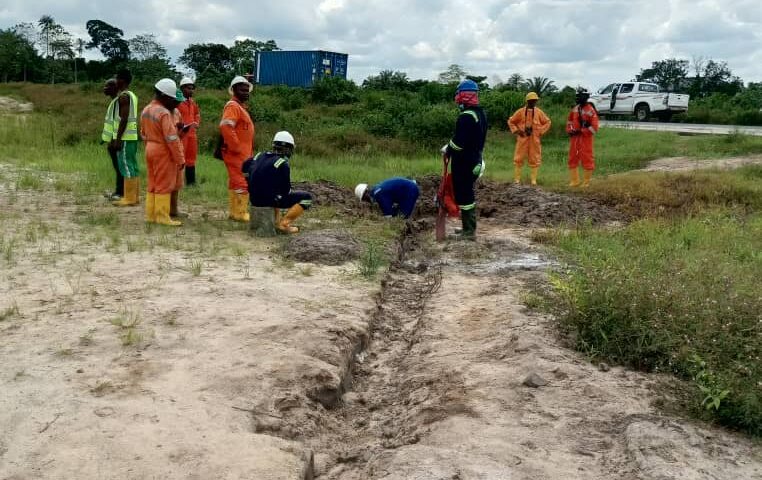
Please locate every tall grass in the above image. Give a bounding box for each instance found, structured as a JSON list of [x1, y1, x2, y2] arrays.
[[550, 209, 762, 435]]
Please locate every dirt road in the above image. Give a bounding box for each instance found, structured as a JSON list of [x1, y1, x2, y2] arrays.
[[2, 174, 761, 479]]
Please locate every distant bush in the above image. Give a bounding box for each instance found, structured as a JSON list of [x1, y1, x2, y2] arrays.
[[480, 90, 525, 130], [311, 77, 359, 105], [400, 104, 457, 145]]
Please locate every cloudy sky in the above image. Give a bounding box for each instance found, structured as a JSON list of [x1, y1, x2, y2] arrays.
[[2, 0, 760, 90]]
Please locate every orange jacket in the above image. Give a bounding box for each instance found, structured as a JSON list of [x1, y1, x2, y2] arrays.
[[177, 99, 200, 137], [141, 100, 185, 167], [508, 106, 551, 167], [566, 103, 599, 138], [141, 100, 185, 193], [567, 104, 600, 170], [219, 99, 254, 164]]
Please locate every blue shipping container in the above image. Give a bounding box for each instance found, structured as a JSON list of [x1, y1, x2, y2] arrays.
[[255, 50, 349, 88]]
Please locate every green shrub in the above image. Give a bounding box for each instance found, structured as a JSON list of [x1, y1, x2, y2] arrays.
[[551, 212, 762, 436], [400, 104, 457, 145], [311, 77, 359, 105], [480, 90, 525, 130]]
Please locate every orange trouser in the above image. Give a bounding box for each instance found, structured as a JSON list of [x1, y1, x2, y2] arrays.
[[181, 134, 198, 167], [514, 135, 543, 167], [145, 144, 178, 194], [224, 157, 248, 191], [568, 135, 595, 170]]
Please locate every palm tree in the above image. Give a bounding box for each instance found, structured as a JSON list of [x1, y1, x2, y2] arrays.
[[37, 15, 56, 58], [522, 76, 558, 96]]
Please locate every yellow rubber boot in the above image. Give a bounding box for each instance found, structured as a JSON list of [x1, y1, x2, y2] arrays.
[[113, 177, 139, 206], [237, 192, 251, 222], [228, 190, 237, 220], [144, 192, 156, 222], [277, 204, 305, 234], [530, 167, 539, 186], [154, 193, 182, 226], [513, 165, 522, 184], [582, 170, 593, 187], [568, 168, 580, 187]]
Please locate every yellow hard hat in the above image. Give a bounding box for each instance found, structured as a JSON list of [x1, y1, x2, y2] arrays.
[[525, 92, 539, 102]]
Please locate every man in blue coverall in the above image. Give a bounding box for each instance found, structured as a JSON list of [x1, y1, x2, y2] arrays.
[[242, 131, 313, 234], [355, 177, 420, 218]]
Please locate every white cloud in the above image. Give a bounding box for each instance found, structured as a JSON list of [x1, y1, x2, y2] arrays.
[[2, 0, 760, 88]]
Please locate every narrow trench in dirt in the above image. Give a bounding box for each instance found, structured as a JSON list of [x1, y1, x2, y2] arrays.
[[256, 181, 626, 479]]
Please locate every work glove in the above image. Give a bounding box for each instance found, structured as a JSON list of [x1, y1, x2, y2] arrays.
[[440, 144, 448, 155]]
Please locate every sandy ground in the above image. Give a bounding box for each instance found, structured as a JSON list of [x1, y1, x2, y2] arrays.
[[642, 154, 762, 172], [0, 184, 375, 479], [2, 162, 762, 479]]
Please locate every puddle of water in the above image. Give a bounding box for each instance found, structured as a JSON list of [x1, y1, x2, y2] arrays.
[[466, 253, 558, 274]]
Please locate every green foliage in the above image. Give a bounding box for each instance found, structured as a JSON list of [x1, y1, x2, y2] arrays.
[[362, 70, 412, 91], [311, 77, 359, 105], [551, 210, 762, 435], [480, 90, 525, 129], [400, 104, 457, 144], [179, 43, 232, 79], [85, 19, 129, 61]]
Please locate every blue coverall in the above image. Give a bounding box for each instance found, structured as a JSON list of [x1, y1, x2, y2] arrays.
[[368, 177, 420, 218]]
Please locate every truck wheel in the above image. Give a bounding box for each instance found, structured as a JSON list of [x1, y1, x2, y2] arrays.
[[635, 104, 650, 122]]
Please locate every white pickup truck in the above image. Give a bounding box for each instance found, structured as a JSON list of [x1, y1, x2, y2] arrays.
[[589, 82, 690, 121]]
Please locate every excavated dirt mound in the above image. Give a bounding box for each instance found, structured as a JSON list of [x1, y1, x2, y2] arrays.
[[282, 230, 363, 265], [292, 180, 375, 217], [298, 178, 622, 227], [416, 175, 623, 226]]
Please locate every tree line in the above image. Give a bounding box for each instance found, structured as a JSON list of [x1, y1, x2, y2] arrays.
[[1, 15, 760, 118], [0, 16, 279, 86]]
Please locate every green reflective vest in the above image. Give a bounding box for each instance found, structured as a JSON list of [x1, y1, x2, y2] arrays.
[[101, 91, 138, 142]]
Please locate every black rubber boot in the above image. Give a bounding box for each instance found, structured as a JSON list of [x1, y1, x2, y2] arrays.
[[460, 209, 477, 240], [185, 166, 196, 186]]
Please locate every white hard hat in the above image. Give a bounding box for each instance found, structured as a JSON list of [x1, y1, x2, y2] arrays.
[[355, 183, 368, 201], [273, 131, 295, 147], [179, 77, 195, 87], [155, 78, 177, 98], [228, 75, 253, 95]]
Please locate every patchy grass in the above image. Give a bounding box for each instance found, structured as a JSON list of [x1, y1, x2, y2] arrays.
[[546, 211, 762, 436], [580, 165, 762, 218]]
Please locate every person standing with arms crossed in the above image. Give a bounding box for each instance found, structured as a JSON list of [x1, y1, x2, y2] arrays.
[[219, 76, 254, 222], [508, 92, 551, 186], [566, 88, 600, 187], [178, 77, 200, 187], [111, 69, 141, 207]]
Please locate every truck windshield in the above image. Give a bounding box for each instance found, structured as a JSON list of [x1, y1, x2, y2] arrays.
[[599, 84, 614, 94]]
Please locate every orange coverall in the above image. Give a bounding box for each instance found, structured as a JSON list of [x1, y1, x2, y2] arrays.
[[177, 98, 200, 167], [219, 99, 254, 192], [508, 107, 551, 167], [172, 109, 186, 191], [566, 104, 600, 170], [141, 100, 185, 194]]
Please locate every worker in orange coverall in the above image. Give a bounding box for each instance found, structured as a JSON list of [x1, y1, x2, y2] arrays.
[[507, 91, 551, 186], [171, 99, 189, 219], [141, 78, 185, 226], [219, 75, 254, 222], [566, 88, 600, 187], [178, 77, 200, 187]]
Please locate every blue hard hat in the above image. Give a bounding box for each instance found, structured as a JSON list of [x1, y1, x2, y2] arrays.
[[456, 79, 479, 93]]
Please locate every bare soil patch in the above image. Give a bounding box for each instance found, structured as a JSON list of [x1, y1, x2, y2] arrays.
[[643, 155, 762, 172], [282, 230, 363, 265], [0, 96, 33, 113]]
